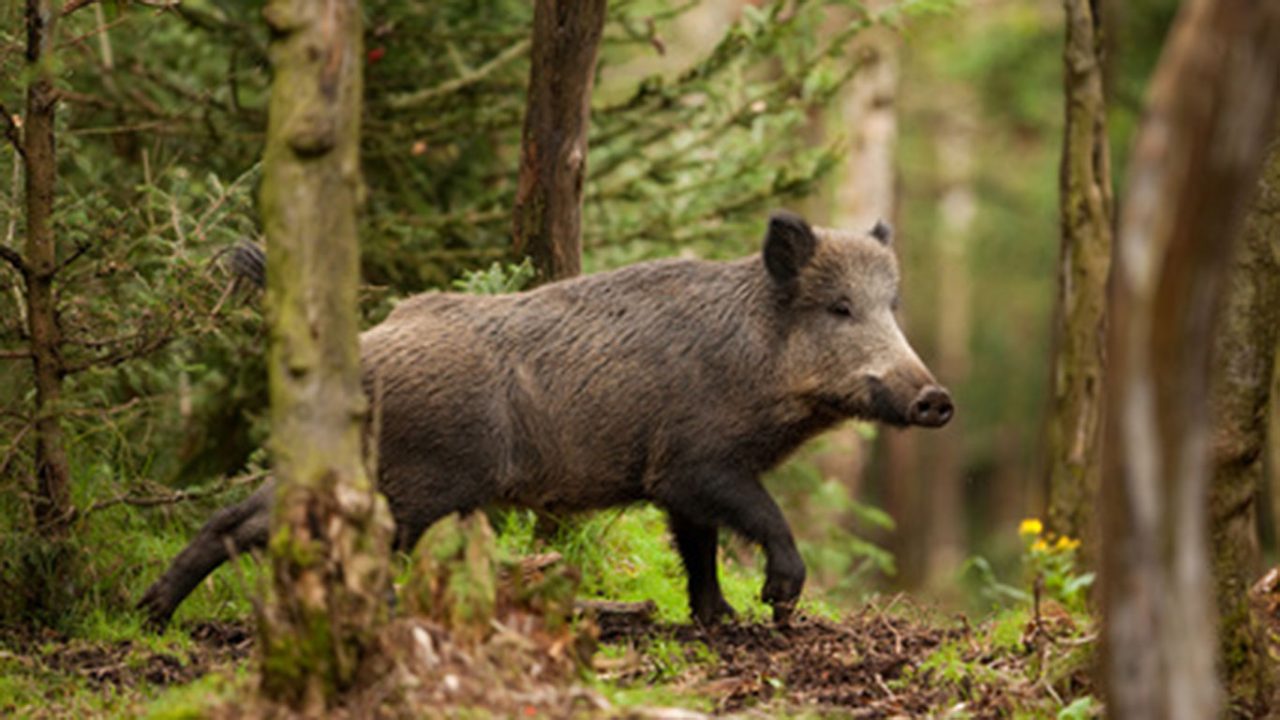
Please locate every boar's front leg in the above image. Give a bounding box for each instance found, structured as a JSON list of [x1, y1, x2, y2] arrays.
[[658, 470, 805, 623], [668, 513, 736, 625]]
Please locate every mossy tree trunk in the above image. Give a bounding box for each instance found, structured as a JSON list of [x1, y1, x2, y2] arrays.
[[1045, 0, 1112, 556], [257, 0, 393, 711], [511, 0, 607, 282], [1208, 136, 1280, 715], [19, 0, 72, 536], [1100, 2, 1280, 717]]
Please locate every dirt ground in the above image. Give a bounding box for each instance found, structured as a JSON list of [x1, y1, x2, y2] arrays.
[[9, 599, 1093, 718]]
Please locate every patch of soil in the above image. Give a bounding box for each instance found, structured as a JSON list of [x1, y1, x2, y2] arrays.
[[35, 619, 252, 690], [598, 599, 1086, 717]]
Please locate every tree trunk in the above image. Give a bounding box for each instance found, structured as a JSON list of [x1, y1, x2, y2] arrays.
[[511, 0, 607, 282], [23, 0, 72, 536], [1208, 136, 1280, 715], [257, 0, 393, 710], [1045, 0, 1113, 556], [814, 1, 899, 519], [923, 106, 974, 593], [1100, 2, 1280, 718]]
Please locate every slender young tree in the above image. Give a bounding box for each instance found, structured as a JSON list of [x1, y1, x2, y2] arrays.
[[1101, 2, 1280, 717], [257, 0, 392, 710], [1045, 0, 1112, 551], [1208, 136, 1280, 714], [511, 0, 607, 282], [1, 0, 73, 536]]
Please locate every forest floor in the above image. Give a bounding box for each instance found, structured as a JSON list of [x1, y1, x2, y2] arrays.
[[2, 593, 1099, 718]]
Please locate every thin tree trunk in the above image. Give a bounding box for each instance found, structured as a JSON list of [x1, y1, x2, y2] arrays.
[[1101, 2, 1280, 718], [1208, 136, 1280, 715], [1045, 0, 1112, 555], [23, 0, 71, 535], [512, 0, 607, 282], [814, 1, 899, 512], [924, 106, 974, 591], [257, 0, 393, 710]]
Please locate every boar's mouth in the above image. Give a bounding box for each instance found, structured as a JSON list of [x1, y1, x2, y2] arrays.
[[818, 377, 912, 427]]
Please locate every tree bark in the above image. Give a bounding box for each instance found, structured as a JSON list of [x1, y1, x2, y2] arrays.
[[257, 0, 393, 710], [23, 0, 72, 535], [1100, 2, 1280, 718], [1208, 136, 1280, 715], [511, 0, 607, 282], [1045, 0, 1113, 556]]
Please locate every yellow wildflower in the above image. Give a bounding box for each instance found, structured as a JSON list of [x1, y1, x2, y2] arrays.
[[1031, 538, 1049, 552], [1054, 536, 1081, 552], [1019, 518, 1043, 537]]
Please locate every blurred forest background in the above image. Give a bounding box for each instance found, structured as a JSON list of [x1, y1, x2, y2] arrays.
[[0, 0, 1217, 617], [8, 0, 1280, 715]]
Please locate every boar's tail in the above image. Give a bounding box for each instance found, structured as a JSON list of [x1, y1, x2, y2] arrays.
[[229, 241, 266, 290]]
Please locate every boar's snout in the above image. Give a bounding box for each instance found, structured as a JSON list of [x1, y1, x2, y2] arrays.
[[908, 385, 953, 428]]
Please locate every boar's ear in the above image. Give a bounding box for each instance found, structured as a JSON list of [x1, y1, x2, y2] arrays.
[[869, 219, 893, 246], [764, 211, 817, 285]]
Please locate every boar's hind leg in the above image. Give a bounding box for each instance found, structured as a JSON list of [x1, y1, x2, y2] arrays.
[[137, 481, 273, 629], [668, 513, 736, 625], [657, 471, 805, 622]]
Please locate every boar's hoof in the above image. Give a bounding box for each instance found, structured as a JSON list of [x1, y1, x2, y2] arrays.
[[761, 563, 805, 615], [771, 599, 798, 625], [692, 596, 738, 627], [908, 385, 954, 428], [137, 584, 176, 631]]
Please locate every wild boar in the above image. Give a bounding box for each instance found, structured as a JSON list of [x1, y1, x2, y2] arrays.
[[139, 211, 952, 628]]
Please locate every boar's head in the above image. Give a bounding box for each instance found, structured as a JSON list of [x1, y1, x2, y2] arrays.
[[764, 211, 953, 428]]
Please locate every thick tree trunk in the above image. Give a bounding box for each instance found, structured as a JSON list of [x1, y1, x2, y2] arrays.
[[1208, 136, 1280, 715], [23, 0, 71, 535], [257, 0, 393, 710], [1045, 0, 1112, 555], [1100, 2, 1280, 718], [511, 0, 607, 282]]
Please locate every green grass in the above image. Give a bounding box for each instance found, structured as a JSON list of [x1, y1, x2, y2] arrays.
[[493, 505, 774, 623]]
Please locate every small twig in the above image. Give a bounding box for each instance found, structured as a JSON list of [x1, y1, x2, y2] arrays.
[[0, 348, 31, 360], [387, 38, 531, 110], [0, 422, 32, 479], [53, 241, 90, 275]]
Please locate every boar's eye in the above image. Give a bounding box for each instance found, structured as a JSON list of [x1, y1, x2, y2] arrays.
[[828, 300, 854, 318]]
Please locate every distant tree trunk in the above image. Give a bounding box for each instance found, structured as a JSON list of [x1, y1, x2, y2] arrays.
[[511, 0, 607, 282], [924, 105, 974, 592], [1208, 136, 1280, 715], [816, 1, 898, 518], [23, 0, 72, 536], [1045, 0, 1112, 554], [1100, 2, 1280, 718], [257, 0, 393, 710]]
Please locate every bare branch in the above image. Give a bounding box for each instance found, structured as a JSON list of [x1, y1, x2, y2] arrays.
[[387, 38, 531, 110], [60, 0, 178, 18], [54, 241, 90, 276], [0, 245, 28, 276], [0, 348, 32, 360], [85, 470, 268, 516]]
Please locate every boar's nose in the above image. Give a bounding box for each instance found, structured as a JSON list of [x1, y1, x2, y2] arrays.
[[908, 385, 953, 428]]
